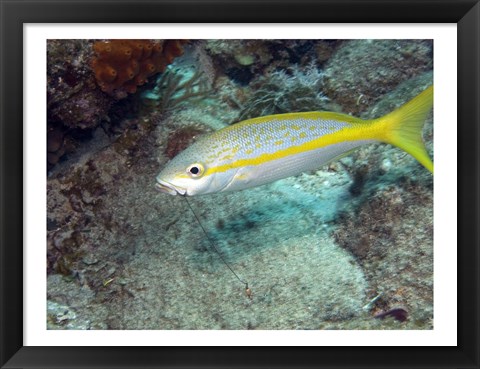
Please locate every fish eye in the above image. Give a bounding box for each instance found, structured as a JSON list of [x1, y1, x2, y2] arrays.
[[186, 163, 204, 177]]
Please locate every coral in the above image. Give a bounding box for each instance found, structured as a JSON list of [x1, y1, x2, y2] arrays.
[[333, 181, 433, 328], [91, 39, 188, 98], [52, 88, 113, 129], [47, 39, 94, 87], [205, 40, 332, 71], [111, 116, 159, 159], [238, 62, 330, 120], [205, 40, 273, 67], [204, 40, 274, 85], [141, 66, 212, 115], [47, 40, 114, 167], [46, 39, 188, 169], [205, 40, 342, 87], [164, 125, 208, 159], [314, 40, 343, 65], [323, 40, 433, 115], [175, 41, 217, 86], [47, 40, 109, 161], [47, 123, 78, 167], [48, 229, 86, 276]]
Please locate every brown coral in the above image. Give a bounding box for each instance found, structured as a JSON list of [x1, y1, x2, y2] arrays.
[[164, 125, 207, 159], [91, 39, 187, 97]]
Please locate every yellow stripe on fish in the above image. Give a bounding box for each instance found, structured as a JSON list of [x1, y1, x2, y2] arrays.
[[156, 85, 433, 196]]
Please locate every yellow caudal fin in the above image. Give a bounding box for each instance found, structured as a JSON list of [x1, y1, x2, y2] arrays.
[[376, 85, 434, 173]]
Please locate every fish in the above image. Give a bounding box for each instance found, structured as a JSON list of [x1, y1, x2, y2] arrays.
[[156, 85, 433, 196], [374, 307, 409, 322]]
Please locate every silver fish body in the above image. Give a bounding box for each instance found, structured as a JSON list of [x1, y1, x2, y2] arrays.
[[156, 86, 433, 196]]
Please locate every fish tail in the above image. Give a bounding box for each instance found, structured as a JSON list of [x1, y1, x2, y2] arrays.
[[374, 85, 434, 173]]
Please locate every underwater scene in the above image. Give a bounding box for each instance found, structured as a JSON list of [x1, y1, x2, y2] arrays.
[[47, 39, 433, 330]]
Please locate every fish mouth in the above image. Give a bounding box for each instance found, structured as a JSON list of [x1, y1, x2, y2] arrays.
[[155, 179, 187, 196]]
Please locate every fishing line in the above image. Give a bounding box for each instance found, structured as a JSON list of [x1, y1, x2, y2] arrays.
[[182, 195, 251, 297]]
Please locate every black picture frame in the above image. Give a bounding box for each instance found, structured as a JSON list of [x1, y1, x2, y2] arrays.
[[1, 0, 479, 368]]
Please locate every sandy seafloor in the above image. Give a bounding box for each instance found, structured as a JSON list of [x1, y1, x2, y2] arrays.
[[47, 39, 433, 330]]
